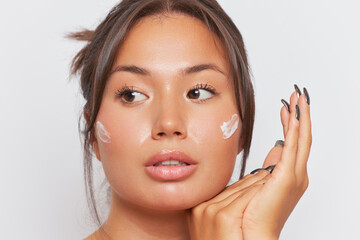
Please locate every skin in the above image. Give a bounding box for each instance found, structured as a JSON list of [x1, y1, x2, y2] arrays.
[[89, 13, 242, 240], [86, 13, 312, 240], [186, 91, 311, 239]]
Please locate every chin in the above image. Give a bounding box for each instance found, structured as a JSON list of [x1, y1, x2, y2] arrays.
[[141, 181, 225, 211], [147, 196, 203, 211]]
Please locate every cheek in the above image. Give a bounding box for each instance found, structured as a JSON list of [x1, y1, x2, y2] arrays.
[[184, 111, 241, 201], [220, 113, 240, 139], [100, 112, 149, 160], [96, 121, 112, 143], [94, 97, 150, 172], [96, 110, 150, 198], [188, 112, 241, 171], [189, 112, 240, 150]]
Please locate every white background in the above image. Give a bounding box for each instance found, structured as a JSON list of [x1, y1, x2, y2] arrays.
[[1, 0, 359, 239]]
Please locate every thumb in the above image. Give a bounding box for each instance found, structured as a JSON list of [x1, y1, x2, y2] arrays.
[[262, 140, 284, 168]]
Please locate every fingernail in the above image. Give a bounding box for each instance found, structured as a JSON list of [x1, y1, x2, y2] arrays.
[[295, 104, 300, 120], [265, 164, 276, 174], [281, 99, 290, 112], [294, 84, 302, 97], [274, 140, 284, 147], [250, 167, 264, 174], [303, 87, 310, 105]]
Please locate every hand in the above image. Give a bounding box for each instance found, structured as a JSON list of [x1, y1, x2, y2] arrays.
[[185, 168, 272, 240], [185, 129, 287, 240], [185, 86, 311, 240], [242, 86, 312, 239]]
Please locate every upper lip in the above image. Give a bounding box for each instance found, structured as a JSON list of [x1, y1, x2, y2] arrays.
[[145, 150, 197, 167]]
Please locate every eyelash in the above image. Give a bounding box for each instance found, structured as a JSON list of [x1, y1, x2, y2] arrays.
[[189, 83, 218, 103], [115, 84, 136, 105], [114, 83, 218, 104]]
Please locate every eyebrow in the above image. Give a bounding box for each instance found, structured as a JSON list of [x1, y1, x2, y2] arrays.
[[110, 63, 226, 77]]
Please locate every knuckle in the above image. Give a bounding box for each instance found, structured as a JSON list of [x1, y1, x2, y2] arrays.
[[214, 209, 230, 224], [295, 174, 309, 194], [192, 205, 204, 217], [302, 175, 309, 192], [284, 139, 297, 150], [203, 204, 217, 217]]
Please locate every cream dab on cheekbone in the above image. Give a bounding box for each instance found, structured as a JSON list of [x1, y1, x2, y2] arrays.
[[220, 114, 239, 139], [96, 121, 111, 143]]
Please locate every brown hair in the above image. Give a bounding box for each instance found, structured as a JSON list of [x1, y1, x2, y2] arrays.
[[67, 0, 255, 229]]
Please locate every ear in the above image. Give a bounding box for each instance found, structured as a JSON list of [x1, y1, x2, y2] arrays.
[[84, 109, 102, 162]]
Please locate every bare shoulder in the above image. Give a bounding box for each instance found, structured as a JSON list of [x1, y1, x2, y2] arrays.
[[83, 233, 96, 240], [83, 230, 103, 240]]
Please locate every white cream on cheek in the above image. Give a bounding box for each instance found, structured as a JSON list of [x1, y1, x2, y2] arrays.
[[220, 114, 239, 139], [96, 121, 111, 143]]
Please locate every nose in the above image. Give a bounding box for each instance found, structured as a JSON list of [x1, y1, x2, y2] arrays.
[[151, 98, 187, 140]]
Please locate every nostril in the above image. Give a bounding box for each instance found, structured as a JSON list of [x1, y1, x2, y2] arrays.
[[157, 131, 182, 138]]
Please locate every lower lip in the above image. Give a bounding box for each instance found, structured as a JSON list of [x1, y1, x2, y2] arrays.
[[145, 165, 197, 181]]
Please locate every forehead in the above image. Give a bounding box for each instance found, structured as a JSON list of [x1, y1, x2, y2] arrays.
[[113, 13, 229, 75]]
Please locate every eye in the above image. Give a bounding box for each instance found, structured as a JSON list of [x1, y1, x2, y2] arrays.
[[115, 85, 147, 104], [187, 83, 218, 102]]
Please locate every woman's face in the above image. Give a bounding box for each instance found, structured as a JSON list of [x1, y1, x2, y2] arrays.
[[93, 13, 242, 210]]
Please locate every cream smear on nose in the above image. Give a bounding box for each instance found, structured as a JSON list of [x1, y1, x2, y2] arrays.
[[96, 121, 111, 143], [220, 114, 239, 139]]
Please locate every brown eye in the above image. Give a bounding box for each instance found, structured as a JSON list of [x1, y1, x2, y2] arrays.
[[123, 92, 136, 102], [121, 91, 146, 103], [115, 87, 147, 104], [187, 88, 213, 100], [188, 89, 200, 99]]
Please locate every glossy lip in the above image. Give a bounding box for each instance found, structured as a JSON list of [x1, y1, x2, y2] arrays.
[[145, 149, 197, 167], [144, 150, 198, 181]]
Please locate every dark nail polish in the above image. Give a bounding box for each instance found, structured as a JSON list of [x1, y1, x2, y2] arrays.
[[250, 167, 264, 174], [295, 105, 300, 120], [281, 99, 290, 112], [294, 84, 302, 97], [303, 87, 310, 105], [274, 140, 284, 147], [265, 164, 276, 174]]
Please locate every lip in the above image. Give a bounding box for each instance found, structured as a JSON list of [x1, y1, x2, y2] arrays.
[[145, 150, 198, 181], [145, 149, 197, 166]]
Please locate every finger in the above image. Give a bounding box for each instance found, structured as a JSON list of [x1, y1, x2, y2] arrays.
[[295, 88, 312, 177], [280, 100, 290, 137], [209, 176, 268, 210], [262, 141, 283, 168], [278, 91, 299, 173], [209, 170, 270, 204], [219, 184, 264, 220], [225, 169, 269, 189], [227, 169, 269, 190]]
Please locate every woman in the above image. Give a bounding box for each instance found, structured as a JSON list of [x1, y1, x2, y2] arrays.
[[68, 0, 311, 239]]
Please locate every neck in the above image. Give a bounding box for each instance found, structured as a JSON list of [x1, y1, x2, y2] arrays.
[[99, 192, 190, 240]]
